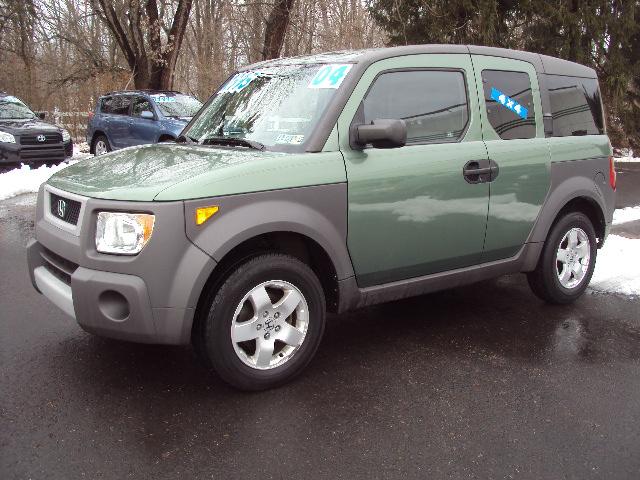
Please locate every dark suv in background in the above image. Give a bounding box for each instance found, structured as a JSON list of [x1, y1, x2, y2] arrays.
[[86, 90, 202, 155], [0, 92, 73, 168]]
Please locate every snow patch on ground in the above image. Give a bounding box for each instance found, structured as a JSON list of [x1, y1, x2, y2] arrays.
[[0, 144, 92, 201], [0, 162, 77, 200], [590, 234, 640, 297], [616, 155, 640, 163], [613, 206, 640, 225]]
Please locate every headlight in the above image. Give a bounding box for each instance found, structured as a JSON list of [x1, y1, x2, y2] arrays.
[[61, 129, 71, 142], [0, 132, 16, 143], [96, 212, 155, 255]]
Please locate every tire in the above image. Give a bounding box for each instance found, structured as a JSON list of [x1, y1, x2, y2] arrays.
[[92, 134, 111, 156], [196, 253, 326, 390], [527, 211, 597, 304]]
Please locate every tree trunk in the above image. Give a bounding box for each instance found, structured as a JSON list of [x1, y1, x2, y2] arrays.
[[262, 0, 295, 60]]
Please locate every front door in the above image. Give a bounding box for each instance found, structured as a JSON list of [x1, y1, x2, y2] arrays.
[[338, 54, 491, 287], [129, 96, 158, 146]]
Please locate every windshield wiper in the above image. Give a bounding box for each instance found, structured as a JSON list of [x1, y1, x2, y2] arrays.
[[200, 136, 265, 151]]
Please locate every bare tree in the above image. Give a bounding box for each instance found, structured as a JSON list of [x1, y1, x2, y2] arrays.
[[91, 0, 194, 89]]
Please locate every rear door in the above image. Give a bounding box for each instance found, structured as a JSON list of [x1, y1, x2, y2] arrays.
[[129, 96, 159, 146], [470, 56, 551, 262], [107, 95, 133, 149], [338, 54, 490, 287]]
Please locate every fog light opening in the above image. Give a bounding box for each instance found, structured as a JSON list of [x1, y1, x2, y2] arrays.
[[98, 290, 130, 322]]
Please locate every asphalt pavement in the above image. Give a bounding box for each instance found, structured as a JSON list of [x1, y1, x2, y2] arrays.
[[1, 165, 639, 479]]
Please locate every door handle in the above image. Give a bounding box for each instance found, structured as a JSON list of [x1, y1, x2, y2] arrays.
[[463, 160, 491, 184], [463, 160, 499, 184]]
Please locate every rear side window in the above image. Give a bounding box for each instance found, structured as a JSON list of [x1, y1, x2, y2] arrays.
[[361, 70, 469, 144], [546, 75, 604, 136], [482, 70, 536, 140]]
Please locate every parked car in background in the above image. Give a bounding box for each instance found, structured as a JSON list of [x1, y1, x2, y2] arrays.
[[0, 92, 73, 168], [86, 90, 203, 155]]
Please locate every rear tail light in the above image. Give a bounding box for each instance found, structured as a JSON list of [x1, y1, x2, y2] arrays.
[[88, 111, 94, 121], [609, 155, 616, 190]]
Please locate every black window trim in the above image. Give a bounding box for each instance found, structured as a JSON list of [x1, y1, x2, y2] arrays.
[[349, 67, 472, 149], [480, 68, 539, 140]]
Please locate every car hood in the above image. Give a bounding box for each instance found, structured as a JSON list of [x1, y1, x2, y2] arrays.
[[0, 117, 61, 135], [46, 143, 285, 201]]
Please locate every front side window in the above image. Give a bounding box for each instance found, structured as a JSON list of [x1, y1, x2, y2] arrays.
[[131, 97, 153, 117], [0, 95, 35, 119], [360, 70, 469, 144], [151, 93, 202, 118], [546, 75, 604, 136], [482, 70, 536, 140], [184, 63, 351, 152]]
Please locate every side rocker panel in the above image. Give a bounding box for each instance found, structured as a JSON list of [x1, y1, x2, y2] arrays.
[[184, 183, 354, 281]]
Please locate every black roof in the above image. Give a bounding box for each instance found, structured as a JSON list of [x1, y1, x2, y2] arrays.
[[102, 89, 183, 97], [244, 45, 597, 79]]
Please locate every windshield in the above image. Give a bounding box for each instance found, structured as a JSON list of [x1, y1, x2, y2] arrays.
[[151, 93, 203, 118], [0, 96, 35, 119], [183, 63, 353, 151]]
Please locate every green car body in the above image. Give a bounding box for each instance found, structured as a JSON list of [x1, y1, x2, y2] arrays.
[[27, 45, 615, 388]]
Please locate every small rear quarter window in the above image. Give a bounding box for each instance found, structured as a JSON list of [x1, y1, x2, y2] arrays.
[[546, 75, 604, 136], [100, 97, 114, 114]]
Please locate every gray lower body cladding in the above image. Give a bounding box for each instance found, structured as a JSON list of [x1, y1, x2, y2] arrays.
[[28, 185, 216, 345]]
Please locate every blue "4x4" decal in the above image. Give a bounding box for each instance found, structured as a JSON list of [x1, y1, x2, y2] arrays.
[[490, 87, 528, 120]]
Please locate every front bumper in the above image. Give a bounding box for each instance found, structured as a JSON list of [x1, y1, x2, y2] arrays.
[[27, 185, 217, 345], [0, 140, 72, 165]]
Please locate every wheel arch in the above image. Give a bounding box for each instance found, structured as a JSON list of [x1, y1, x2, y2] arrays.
[[186, 184, 353, 340], [158, 133, 176, 143], [528, 178, 607, 248]]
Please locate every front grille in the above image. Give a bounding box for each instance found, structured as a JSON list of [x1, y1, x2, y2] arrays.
[[40, 248, 78, 285], [20, 146, 65, 161], [49, 192, 81, 225], [20, 132, 62, 145]]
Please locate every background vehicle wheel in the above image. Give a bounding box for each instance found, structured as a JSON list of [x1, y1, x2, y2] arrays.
[[196, 253, 326, 390], [527, 211, 597, 304], [92, 135, 111, 156]]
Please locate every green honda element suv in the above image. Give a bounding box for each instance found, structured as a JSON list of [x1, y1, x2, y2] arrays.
[[27, 45, 616, 390]]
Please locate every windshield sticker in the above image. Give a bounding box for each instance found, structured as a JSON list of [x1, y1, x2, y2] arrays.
[[152, 95, 176, 103], [308, 64, 352, 89], [219, 72, 257, 94], [490, 87, 528, 120], [275, 133, 305, 145]]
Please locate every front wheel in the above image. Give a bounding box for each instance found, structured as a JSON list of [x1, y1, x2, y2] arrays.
[[196, 253, 326, 390], [527, 211, 597, 304]]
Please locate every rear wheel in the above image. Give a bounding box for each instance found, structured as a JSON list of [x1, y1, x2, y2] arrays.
[[527, 211, 597, 304], [196, 253, 326, 390], [92, 135, 110, 156]]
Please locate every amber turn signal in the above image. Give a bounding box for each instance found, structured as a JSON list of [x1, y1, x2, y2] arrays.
[[195, 206, 219, 225]]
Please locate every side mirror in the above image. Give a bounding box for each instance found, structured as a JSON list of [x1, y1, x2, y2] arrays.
[[352, 119, 407, 149], [38, 112, 46, 120], [140, 110, 154, 120]]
